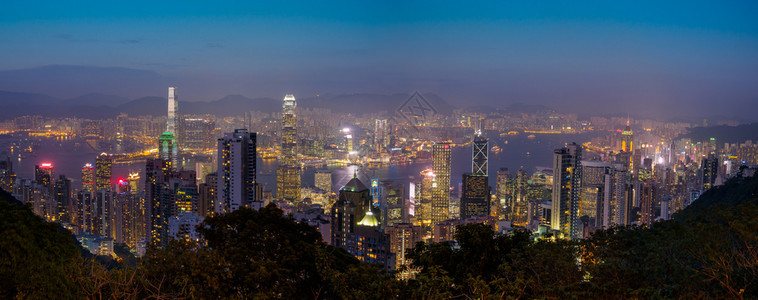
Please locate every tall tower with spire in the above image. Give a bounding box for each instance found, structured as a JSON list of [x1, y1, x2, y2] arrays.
[[621, 120, 633, 152], [277, 94, 301, 202]]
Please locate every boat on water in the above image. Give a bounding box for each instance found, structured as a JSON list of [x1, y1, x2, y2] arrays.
[[527, 134, 536, 139], [491, 145, 502, 154]]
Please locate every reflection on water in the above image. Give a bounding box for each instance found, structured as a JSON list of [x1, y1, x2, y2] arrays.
[[2, 132, 603, 194]]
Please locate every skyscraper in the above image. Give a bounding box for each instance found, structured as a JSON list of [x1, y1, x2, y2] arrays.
[[460, 173, 490, 220], [277, 94, 301, 202], [35, 163, 54, 190], [701, 154, 719, 191], [281, 94, 297, 166], [551, 143, 582, 239], [621, 120, 633, 152], [431, 143, 451, 227], [472, 133, 488, 176], [95, 153, 112, 192], [81, 163, 96, 193], [216, 129, 259, 213], [375, 119, 388, 153], [167, 87, 178, 136], [159, 132, 178, 169]]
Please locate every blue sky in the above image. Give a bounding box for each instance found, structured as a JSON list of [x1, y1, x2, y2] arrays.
[[1, 1, 757, 120]]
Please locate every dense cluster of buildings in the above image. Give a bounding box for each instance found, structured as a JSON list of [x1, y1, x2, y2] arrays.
[[1, 87, 756, 276]]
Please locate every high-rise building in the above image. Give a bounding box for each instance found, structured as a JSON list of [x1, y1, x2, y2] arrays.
[[96, 153, 112, 192], [431, 143, 451, 227], [53, 175, 71, 223], [127, 172, 140, 195], [314, 170, 332, 193], [183, 118, 215, 151], [167, 87, 178, 136], [278, 94, 301, 202], [380, 181, 406, 227], [81, 163, 96, 193], [580, 160, 610, 228], [145, 158, 170, 246], [551, 143, 582, 239], [159, 132, 178, 169], [701, 154, 719, 191], [472, 127, 488, 176], [35, 163, 54, 191], [331, 176, 372, 248], [281, 94, 297, 166], [460, 173, 490, 220], [0, 157, 16, 192], [495, 168, 513, 218], [216, 129, 259, 213], [375, 119, 388, 153], [621, 120, 633, 152], [198, 173, 217, 217]]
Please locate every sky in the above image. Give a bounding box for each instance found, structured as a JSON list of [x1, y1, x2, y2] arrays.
[[1, 1, 757, 121]]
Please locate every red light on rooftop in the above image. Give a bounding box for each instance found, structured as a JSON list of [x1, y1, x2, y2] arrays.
[[616, 129, 622, 133], [41, 163, 52, 167], [444, 145, 449, 149]]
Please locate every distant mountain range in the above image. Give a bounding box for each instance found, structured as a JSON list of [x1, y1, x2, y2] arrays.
[[0, 90, 462, 120], [679, 122, 758, 144]]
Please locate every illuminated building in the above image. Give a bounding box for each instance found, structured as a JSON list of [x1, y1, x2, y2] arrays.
[[96, 153, 112, 192], [170, 170, 198, 215], [431, 143, 451, 227], [418, 169, 434, 227], [580, 160, 610, 227], [701, 154, 719, 191], [551, 143, 582, 239], [145, 158, 170, 247], [314, 169, 332, 193], [380, 181, 406, 227], [278, 94, 301, 203], [374, 119, 388, 153], [384, 223, 423, 279], [127, 172, 140, 195], [216, 129, 259, 213], [159, 132, 178, 169], [472, 124, 488, 176], [81, 163, 96, 193], [167, 87, 178, 137], [495, 168, 512, 217], [53, 175, 71, 223], [168, 212, 204, 242], [460, 173, 490, 220], [621, 120, 633, 152], [198, 173, 217, 217], [0, 157, 16, 192], [183, 118, 215, 151], [35, 163, 54, 191], [331, 176, 371, 248], [281, 94, 297, 166]]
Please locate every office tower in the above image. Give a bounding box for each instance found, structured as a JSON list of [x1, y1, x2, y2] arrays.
[[495, 168, 512, 217], [551, 143, 582, 239], [375, 119, 388, 153], [217, 129, 259, 213], [75, 190, 93, 234], [35, 163, 54, 191], [0, 157, 16, 192], [198, 173, 217, 217], [127, 172, 140, 195], [183, 118, 215, 151], [621, 120, 633, 152], [701, 154, 718, 191], [278, 94, 301, 203], [472, 126, 488, 176], [431, 143, 451, 227], [418, 169, 434, 227], [53, 175, 71, 223], [281, 94, 297, 166], [384, 223, 424, 279], [96, 153, 112, 192], [314, 170, 332, 193], [581, 160, 610, 228], [82, 163, 96, 193], [167, 87, 178, 135], [640, 180, 657, 224], [331, 176, 372, 248], [380, 181, 406, 227], [460, 173, 490, 220], [170, 170, 199, 215], [159, 132, 178, 169], [145, 158, 170, 246], [607, 163, 630, 226]]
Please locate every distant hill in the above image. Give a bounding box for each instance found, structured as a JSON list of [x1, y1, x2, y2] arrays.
[[0, 65, 170, 99], [0, 91, 455, 119], [499, 103, 556, 114], [679, 122, 758, 143]]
